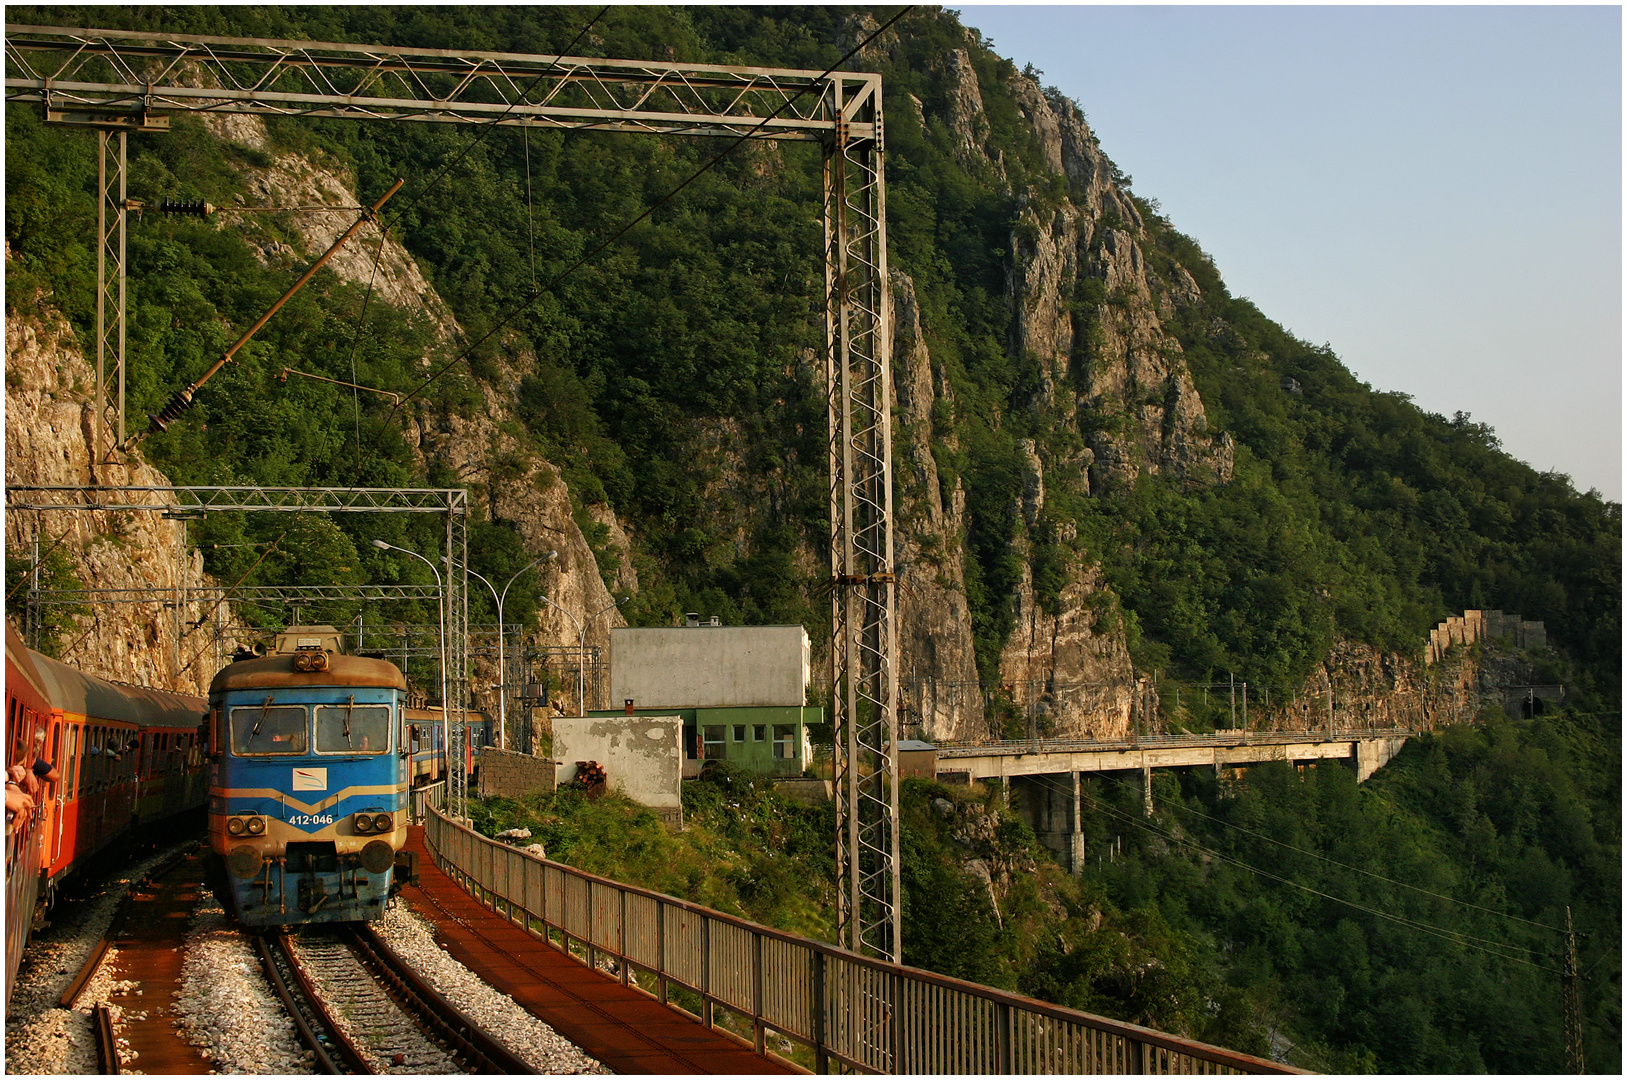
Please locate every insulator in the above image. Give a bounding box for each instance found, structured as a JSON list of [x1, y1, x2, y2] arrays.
[[158, 198, 213, 218], [149, 388, 195, 432]]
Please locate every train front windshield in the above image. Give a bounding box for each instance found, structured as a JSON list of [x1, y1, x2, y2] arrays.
[[315, 704, 390, 754], [230, 704, 308, 754]]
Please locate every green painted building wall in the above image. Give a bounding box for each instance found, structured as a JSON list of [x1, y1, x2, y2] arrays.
[[587, 705, 820, 775]]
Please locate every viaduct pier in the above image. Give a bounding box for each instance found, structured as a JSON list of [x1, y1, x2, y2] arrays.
[[934, 730, 1414, 871]]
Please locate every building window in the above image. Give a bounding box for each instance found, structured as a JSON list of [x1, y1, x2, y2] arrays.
[[753, 725, 766, 742], [703, 725, 727, 760], [773, 724, 796, 760], [733, 725, 746, 743]]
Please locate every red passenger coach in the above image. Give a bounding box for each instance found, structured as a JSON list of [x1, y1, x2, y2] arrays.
[[5, 623, 208, 1005], [6, 625, 53, 1002]]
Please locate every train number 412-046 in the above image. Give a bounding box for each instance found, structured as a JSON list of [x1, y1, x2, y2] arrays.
[[290, 813, 335, 826]]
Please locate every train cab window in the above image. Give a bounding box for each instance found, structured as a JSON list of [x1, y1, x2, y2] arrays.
[[230, 705, 309, 755], [315, 704, 390, 755]]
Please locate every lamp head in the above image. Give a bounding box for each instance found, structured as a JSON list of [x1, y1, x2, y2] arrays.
[[371, 539, 391, 550]]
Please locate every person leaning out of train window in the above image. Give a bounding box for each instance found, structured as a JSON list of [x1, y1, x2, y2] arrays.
[[9, 761, 40, 801], [29, 726, 60, 793], [5, 768, 36, 830]]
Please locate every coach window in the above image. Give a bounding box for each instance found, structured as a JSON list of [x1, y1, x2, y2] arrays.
[[64, 726, 78, 799], [315, 703, 390, 755], [230, 704, 309, 755]]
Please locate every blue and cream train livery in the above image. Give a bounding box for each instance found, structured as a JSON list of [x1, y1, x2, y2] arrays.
[[208, 626, 408, 926]]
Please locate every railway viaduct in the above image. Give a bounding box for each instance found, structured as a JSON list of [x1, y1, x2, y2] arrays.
[[933, 730, 1413, 871]]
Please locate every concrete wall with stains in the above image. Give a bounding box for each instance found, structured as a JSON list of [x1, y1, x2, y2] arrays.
[[552, 715, 683, 811], [608, 626, 810, 708]]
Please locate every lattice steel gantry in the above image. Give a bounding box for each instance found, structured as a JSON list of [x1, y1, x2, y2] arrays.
[[6, 25, 900, 960]]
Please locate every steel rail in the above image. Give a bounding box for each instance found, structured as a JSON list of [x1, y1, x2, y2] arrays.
[[57, 846, 195, 1007], [93, 1002, 120, 1074], [255, 931, 367, 1074], [57, 936, 113, 1008], [344, 923, 537, 1074]]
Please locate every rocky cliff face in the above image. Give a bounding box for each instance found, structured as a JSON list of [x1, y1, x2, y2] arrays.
[[890, 34, 1232, 740], [5, 299, 222, 695], [1204, 636, 1536, 734], [204, 116, 633, 706], [892, 272, 985, 741]]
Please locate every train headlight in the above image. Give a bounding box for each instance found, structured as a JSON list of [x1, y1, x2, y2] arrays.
[[372, 813, 392, 833], [227, 817, 246, 836], [353, 812, 374, 834], [245, 817, 266, 836]]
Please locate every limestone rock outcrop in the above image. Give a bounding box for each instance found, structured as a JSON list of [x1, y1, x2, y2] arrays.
[[892, 272, 985, 741], [5, 301, 222, 695]]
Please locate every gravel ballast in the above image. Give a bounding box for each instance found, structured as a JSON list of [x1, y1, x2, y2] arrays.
[[9, 845, 608, 1075], [174, 893, 311, 1074], [375, 898, 610, 1074]]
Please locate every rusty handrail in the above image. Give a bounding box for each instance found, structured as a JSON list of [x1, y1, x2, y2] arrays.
[[424, 807, 1307, 1074]]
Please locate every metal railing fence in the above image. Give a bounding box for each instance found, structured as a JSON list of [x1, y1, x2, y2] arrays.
[[409, 781, 445, 823], [423, 808, 1305, 1075]]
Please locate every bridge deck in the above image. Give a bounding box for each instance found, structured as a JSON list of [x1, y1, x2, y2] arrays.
[[935, 730, 1414, 781], [399, 827, 794, 1075]]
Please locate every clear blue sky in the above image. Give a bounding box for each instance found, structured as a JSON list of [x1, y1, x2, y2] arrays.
[[957, 4, 1622, 501]]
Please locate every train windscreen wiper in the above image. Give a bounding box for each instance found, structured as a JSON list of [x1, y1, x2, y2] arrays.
[[249, 695, 275, 743], [342, 695, 354, 748]]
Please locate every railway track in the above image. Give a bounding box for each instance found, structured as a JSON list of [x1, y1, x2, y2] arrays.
[[259, 925, 536, 1074], [60, 839, 532, 1074], [65, 844, 215, 1074]]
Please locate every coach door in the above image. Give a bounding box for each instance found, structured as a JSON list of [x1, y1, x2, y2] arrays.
[[50, 718, 65, 864]]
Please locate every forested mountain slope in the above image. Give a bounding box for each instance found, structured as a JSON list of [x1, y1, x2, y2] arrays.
[[6, 6, 1618, 1072], [7, 5, 1614, 732]]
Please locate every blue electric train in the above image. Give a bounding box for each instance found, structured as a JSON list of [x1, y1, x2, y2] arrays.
[[208, 626, 410, 926], [207, 626, 494, 927]]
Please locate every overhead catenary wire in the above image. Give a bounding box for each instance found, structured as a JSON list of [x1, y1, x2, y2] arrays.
[[384, 4, 916, 424], [384, 7, 611, 230], [1066, 777, 1564, 974], [1142, 776, 1566, 934]]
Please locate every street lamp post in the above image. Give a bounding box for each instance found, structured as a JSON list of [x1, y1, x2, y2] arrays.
[[461, 551, 557, 751], [535, 593, 629, 716], [371, 539, 448, 794], [583, 597, 631, 715]]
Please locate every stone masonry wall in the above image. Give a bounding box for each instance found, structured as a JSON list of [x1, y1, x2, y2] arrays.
[[1426, 609, 1547, 664], [478, 746, 558, 799]]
